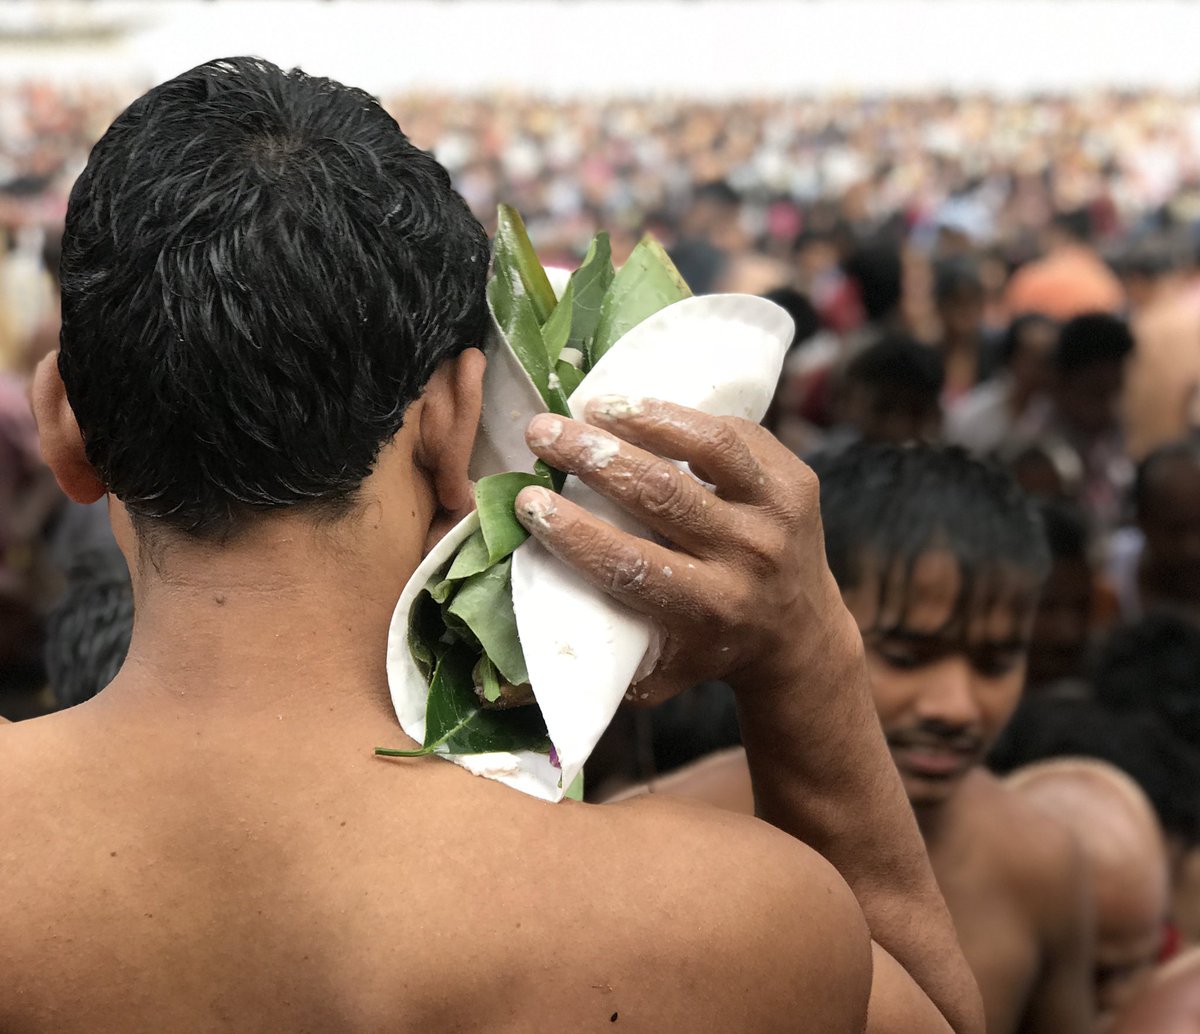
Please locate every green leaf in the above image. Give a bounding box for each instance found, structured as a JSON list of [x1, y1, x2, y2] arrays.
[[488, 273, 552, 401], [554, 358, 585, 399], [477, 655, 503, 703], [446, 558, 528, 686], [439, 605, 481, 652], [407, 588, 443, 681], [565, 771, 585, 801], [495, 204, 558, 326], [589, 236, 691, 366], [475, 471, 550, 564], [376, 645, 552, 758], [447, 527, 492, 581], [541, 279, 573, 365], [567, 232, 614, 360], [428, 577, 457, 605], [534, 459, 567, 494]]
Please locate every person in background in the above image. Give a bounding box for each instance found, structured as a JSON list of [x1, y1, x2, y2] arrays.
[[1002, 438, 1085, 502], [0, 365, 63, 719], [1009, 760, 1172, 1019], [828, 334, 944, 449], [614, 444, 1095, 1034], [946, 313, 1058, 458], [1092, 613, 1200, 946], [1025, 500, 1097, 697], [44, 546, 132, 709], [1093, 613, 1200, 750], [1034, 313, 1136, 535], [842, 242, 906, 347], [1107, 440, 1200, 624], [760, 286, 826, 456], [1004, 209, 1126, 322], [933, 257, 987, 402], [1110, 949, 1200, 1033], [989, 694, 1200, 951], [1122, 237, 1200, 461], [665, 179, 743, 295]]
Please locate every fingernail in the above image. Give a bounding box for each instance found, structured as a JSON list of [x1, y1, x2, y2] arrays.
[[517, 486, 556, 526], [527, 413, 564, 448], [590, 395, 644, 421]]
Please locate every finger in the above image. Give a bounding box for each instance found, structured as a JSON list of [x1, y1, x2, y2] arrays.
[[524, 413, 749, 559], [584, 396, 772, 502], [514, 485, 728, 625]]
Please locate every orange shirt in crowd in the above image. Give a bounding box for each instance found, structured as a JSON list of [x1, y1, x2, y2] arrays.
[[1005, 244, 1126, 322]]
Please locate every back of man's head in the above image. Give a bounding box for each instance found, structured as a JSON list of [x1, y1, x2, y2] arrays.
[[843, 244, 903, 325], [1094, 613, 1200, 755], [840, 335, 944, 444], [1055, 313, 1135, 376], [58, 57, 489, 541], [812, 443, 1049, 628]]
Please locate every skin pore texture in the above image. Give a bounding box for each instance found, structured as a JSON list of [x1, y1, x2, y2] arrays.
[[614, 545, 1095, 1034], [0, 349, 985, 1033], [1007, 759, 1171, 1019]]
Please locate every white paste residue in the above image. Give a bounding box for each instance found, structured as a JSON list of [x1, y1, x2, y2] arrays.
[[577, 429, 620, 470], [527, 417, 563, 449]]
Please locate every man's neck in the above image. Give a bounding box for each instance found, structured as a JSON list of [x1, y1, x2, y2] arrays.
[[91, 514, 424, 747]]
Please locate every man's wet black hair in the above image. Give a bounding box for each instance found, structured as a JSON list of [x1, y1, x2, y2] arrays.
[[1134, 438, 1200, 517], [843, 334, 945, 422], [1094, 613, 1200, 754], [989, 695, 1200, 846], [58, 57, 490, 540], [812, 443, 1050, 635], [45, 548, 133, 708], [1054, 313, 1134, 374], [999, 312, 1058, 366]]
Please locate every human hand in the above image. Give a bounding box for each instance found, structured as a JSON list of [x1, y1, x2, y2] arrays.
[[515, 396, 855, 704]]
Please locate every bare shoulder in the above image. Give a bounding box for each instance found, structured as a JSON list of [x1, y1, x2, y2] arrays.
[[584, 793, 873, 1031], [961, 770, 1084, 915], [1112, 949, 1200, 1034]]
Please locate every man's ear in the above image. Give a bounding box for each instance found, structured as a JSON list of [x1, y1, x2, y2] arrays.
[[415, 347, 486, 520], [31, 352, 105, 504]]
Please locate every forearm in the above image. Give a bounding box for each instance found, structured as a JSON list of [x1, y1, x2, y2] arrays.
[[734, 600, 984, 1034]]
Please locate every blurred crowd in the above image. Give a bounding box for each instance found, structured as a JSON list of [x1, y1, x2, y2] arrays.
[[2, 81, 1199, 703]]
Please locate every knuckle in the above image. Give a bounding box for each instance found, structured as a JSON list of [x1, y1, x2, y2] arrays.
[[633, 464, 693, 520], [750, 526, 789, 568], [601, 544, 652, 595]]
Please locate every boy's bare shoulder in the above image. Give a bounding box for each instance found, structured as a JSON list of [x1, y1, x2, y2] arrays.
[[960, 769, 1083, 915]]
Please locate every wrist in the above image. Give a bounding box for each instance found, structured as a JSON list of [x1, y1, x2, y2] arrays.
[[729, 588, 865, 706]]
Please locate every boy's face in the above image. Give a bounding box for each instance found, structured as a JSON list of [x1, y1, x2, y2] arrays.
[[842, 550, 1033, 808]]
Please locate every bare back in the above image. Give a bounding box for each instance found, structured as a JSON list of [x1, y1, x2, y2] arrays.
[[0, 705, 869, 1034]]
